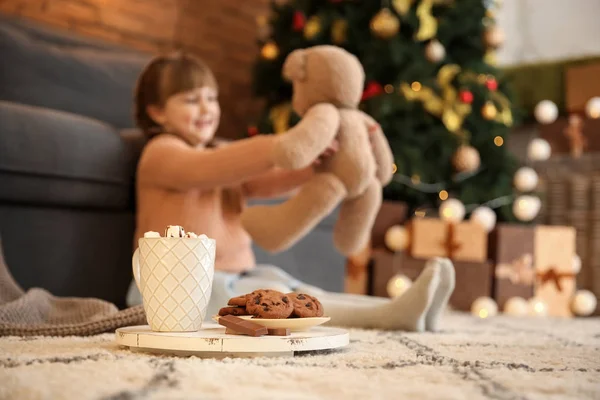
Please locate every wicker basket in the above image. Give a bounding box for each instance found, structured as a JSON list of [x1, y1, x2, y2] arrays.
[[534, 153, 600, 314]]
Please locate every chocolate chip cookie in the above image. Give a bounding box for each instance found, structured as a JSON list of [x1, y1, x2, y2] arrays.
[[288, 293, 324, 318], [227, 295, 248, 307], [218, 306, 250, 316], [246, 290, 293, 319]]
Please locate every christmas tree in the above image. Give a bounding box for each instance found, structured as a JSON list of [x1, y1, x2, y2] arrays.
[[250, 0, 522, 223]]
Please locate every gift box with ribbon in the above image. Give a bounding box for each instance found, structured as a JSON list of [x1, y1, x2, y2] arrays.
[[490, 224, 536, 310], [490, 223, 577, 317], [534, 225, 577, 317], [409, 218, 488, 263]]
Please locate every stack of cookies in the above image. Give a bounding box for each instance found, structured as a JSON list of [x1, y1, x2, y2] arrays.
[[218, 289, 324, 319]]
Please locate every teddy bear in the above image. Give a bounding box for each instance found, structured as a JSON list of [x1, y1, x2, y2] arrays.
[[241, 45, 395, 256]]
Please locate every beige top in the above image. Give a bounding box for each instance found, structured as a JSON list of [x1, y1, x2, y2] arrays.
[[134, 134, 313, 273]]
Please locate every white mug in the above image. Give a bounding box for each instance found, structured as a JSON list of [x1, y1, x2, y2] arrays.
[[132, 236, 216, 332]]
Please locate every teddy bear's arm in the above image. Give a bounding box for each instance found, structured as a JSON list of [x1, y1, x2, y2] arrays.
[[137, 134, 276, 191], [273, 103, 340, 170], [361, 112, 395, 186], [242, 166, 314, 199]]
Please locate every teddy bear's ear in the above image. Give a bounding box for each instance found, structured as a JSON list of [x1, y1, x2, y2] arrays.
[[283, 49, 307, 82]]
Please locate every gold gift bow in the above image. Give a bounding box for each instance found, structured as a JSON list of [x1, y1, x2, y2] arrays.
[[392, 0, 453, 41], [536, 267, 575, 292], [489, 90, 513, 127], [400, 64, 472, 136], [495, 253, 535, 285]]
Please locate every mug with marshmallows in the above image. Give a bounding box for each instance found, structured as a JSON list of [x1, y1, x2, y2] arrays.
[[132, 225, 216, 332]]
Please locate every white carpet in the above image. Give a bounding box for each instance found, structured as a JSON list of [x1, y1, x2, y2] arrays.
[[1, 313, 599, 400]]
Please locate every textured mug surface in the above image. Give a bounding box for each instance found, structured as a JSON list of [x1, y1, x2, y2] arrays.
[[132, 237, 216, 332]]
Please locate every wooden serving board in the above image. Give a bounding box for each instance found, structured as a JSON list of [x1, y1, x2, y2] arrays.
[[115, 323, 349, 358]]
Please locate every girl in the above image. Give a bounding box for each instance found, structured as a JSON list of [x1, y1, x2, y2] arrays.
[[127, 52, 455, 332]]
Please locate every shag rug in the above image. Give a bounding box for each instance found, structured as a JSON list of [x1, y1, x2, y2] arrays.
[[1, 313, 599, 400]]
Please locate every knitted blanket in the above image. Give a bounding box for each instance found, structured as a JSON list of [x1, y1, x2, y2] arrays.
[[0, 241, 146, 336]]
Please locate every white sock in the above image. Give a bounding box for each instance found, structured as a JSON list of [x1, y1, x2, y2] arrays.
[[319, 260, 442, 331], [425, 257, 456, 332]]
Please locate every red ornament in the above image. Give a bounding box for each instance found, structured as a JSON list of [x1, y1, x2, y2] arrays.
[[361, 81, 384, 101], [486, 77, 498, 91], [247, 126, 259, 136], [459, 90, 474, 104], [292, 11, 306, 31]]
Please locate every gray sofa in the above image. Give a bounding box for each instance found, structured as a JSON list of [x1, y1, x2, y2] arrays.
[[0, 14, 344, 308]]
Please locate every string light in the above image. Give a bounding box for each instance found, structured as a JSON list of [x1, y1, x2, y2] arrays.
[[385, 84, 394, 93], [391, 166, 516, 214], [414, 209, 427, 217], [494, 136, 504, 146], [411, 81, 422, 91], [392, 168, 482, 193]]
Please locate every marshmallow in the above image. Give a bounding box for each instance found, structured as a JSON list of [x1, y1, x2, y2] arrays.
[[185, 232, 198, 238], [165, 225, 185, 237], [143, 231, 161, 238]]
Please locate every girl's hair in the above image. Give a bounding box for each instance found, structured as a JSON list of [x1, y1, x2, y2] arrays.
[[134, 52, 242, 212], [134, 51, 218, 136]]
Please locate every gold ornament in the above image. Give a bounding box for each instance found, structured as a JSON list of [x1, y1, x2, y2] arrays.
[[400, 64, 472, 133], [484, 50, 497, 65], [304, 16, 322, 40], [331, 19, 348, 44], [453, 145, 481, 172], [261, 42, 279, 60], [269, 103, 292, 133], [488, 90, 513, 126], [484, 26, 505, 48], [482, 101, 498, 120], [370, 8, 400, 39], [415, 0, 437, 41]]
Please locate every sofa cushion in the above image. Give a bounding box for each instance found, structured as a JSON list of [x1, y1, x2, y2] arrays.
[[0, 101, 145, 210], [0, 16, 150, 129]]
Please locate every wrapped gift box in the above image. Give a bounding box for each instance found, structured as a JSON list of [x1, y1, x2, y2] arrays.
[[409, 218, 488, 262], [371, 250, 493, 311], [490, 223, 577, 317], [565, 62, 600, 114], [534, 225, 577, 317], [489, 224, 536, 310]]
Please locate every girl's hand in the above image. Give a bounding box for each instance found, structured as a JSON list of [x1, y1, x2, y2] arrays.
[[312, 138, 339, 166]]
